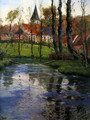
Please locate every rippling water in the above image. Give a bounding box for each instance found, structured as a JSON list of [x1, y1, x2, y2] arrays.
[[0, 64, 90, 120]]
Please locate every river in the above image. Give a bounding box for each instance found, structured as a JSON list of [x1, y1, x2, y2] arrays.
[[0, 64, 90, 120]]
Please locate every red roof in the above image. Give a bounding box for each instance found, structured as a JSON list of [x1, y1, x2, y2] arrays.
[[23, 24, 40, 35], [63, 35, 78, 44], [88, 46, 90, 51], [74, 31, 90, 46], [63, 32, 90, 45], [1, 35, 10, 40]]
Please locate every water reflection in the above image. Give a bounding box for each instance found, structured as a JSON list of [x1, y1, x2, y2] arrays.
[[43, 77, 90, 120], [0, 64, 90, 120]]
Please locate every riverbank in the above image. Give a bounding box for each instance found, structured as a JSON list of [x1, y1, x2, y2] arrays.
[[46, 60, 90, 77], [0, 58, 13, 70], [0, 58, 90, 77]]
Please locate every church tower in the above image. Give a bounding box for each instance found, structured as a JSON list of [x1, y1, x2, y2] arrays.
[[30, 4, 40, 24]]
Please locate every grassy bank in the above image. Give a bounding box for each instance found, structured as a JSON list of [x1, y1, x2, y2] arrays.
[[0, 58, 13, 70], [46, 60, 90, 77]]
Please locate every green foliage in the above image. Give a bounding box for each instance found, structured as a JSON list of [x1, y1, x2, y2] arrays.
[[6, 9, 19, 23], [42, 6, 57, 19], [42, 6, 58, 27]]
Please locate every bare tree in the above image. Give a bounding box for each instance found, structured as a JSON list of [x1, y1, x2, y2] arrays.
[[30, 26, 33, 58], [17, 8, 23, 57], [40, 20, 42, 61], [81, 0, 88, 67], [51, 0, 58, 55], [0, 18, 3, 41], [39, 2, 43, 61], [58, 0, 63, 53], [28, 7, 34, 58], [66, 0, 78, 58]]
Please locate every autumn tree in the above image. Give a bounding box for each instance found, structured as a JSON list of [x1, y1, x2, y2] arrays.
[[12, 23, 18, 34], [72, 17, 81, 34], [2, 25, 9, 34], [42, 6, 58, 27]]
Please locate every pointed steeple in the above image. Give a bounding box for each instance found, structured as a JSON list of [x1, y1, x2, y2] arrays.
[[31, 5, 40, 22]]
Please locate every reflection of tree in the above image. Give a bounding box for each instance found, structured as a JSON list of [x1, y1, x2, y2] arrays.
[[45, 77, 89, 120], [1, 68, 15, 87], [47, 77, 54, 92], [3, 72, 13, 87], [56, 77, 62, 93]]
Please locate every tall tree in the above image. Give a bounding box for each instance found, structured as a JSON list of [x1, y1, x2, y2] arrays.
[[28, 7, 34, 58], [42, 6, 57, 27], [81, 0, 88, 67], [17, 8, 23, 57], [39, 3, 43, 61], [51, 0, 58, 54], [6, 9, 19, 32], [66, 0, 78, 57], [6, 9, 19, 45], [58, 0, 63, 53], [0, 18, 3, 41]]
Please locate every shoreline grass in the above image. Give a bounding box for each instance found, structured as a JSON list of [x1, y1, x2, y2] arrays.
[[0, 58, 13, 70], [46, 60, 90, 77]]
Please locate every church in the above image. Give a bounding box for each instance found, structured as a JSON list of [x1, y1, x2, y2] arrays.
[[20, 4, 52, 43]]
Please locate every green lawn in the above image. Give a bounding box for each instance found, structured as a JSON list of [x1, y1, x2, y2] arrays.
[[0, 42, 55, 58]]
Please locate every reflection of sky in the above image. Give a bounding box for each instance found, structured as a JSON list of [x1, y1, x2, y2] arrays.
[[0, 65, 48, 119], [0, 64, 90, 120]]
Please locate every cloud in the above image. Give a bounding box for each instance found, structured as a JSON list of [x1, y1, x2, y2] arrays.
[[0, 0, 90, 25], [0, 6, 13, 25]]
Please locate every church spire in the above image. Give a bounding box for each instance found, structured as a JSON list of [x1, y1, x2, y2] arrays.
[[31, 4, 40, 22]]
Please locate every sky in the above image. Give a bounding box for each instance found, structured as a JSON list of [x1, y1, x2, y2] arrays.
[[0, 0, 90, 25]]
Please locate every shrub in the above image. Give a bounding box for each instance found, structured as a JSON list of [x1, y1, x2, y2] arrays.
[[49, 53, 74, 60]]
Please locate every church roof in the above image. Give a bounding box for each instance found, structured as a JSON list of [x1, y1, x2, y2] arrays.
[[31, 5, 40, 21], [23, 24, 40, 35], [22, 24, 52, 36]]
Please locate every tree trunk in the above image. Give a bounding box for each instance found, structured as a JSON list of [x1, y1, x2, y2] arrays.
[[58, 0, 63, 53], [31, 30, 33, 58], [18, 25, 21, 57], [0, 31, 1, 41], [80, 0, 88, 68], [84, 20, 88, 68], [66, 0, 78, 58], [51, 0, 58, 55], [40, 20, 42, 61]]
